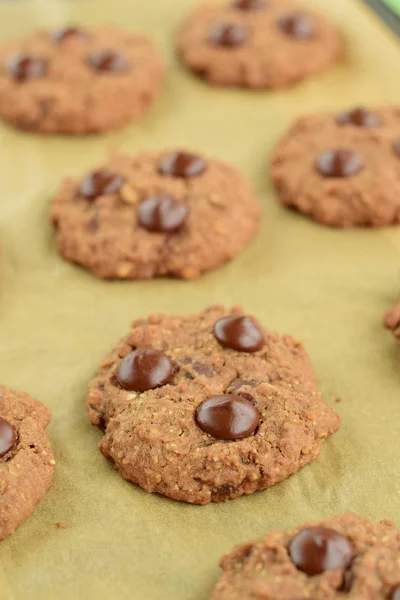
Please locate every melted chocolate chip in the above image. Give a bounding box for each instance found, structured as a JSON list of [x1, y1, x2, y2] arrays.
[[52, 27, 89, 43], [138, 195, 189, 233], [289, 527, 355, 576], [279, 13, 315, 39], [393, 140, 400, 157], [0, 418, 17, 458], [196, 394, 260, 440], [88, 50, 128, 73], [231, 0, 268, 11], [116, 349, 174, 392], [336, 108, 381, 128], [6, 54, 48, 82], [214, 316, 265, 353], [392, 587, 400, 600], [208, 23, 249, 47], [158, 152, 207, 178], [79, 170, 124, 200], [316, 149, 364, 178]]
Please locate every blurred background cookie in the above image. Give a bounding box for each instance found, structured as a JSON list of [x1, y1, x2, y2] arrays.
[[177, 0, 341, 88], [0, 26, 165, 133]]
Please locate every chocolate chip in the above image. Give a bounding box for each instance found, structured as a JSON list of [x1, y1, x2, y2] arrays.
[[52, 27, 89, 43], [289, 527, 355, 576], [79, 170, 124, 200], [231, 0, 269, 11], [158, 152, 207, 178], [214, 316, 265, 353], [88, 50, 129, 73], [336, 108, 381, 128], [196, 394, 260, 440], [208, 23, 249, 47], [340, 568, 355, 592], [316, 149, 364, 178], [393, 140, 400, 157], [392, 587, 400, 600], [6, 54, 48, 82], [214, 484, 237, 499], [116, 349, 174, 392], [279, 13, 315, 39], [192, 363, 216, 377], [0, 418, 17, 458], [138, 195, 189, 233]]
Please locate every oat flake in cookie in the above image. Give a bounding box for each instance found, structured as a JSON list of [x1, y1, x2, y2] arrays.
[[270, 106, 400, 227], [210, 513, 400, 599], [0, 26, 165, 133], [50, 150, 261, 279], [87, 306, 340, 504], [176, 0, 341, 88], [0, 386, 55, 539]]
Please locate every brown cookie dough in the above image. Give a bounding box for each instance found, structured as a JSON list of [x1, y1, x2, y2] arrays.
[[176, 0, 341, 88], [270, 106, 400, 227], [0, 26, 165, 133], [0, 386, 55, 539], [384, 301, 400, 342], [50, 150, 261, 279], [210, 513, 400, 599], [87, 305, 340, 504]]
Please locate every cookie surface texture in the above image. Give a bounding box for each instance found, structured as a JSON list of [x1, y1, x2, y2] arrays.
[[0, 386, 55, 539], [0, 26, 165, 133], [50, 150, 261, 279], [270, 106, 400, 227], [210, 513, 400, 599], [87, 305, 340, 504], [177, 0, 341, 88]]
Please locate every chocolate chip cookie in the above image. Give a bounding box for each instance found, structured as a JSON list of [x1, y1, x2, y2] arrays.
[[270, 106, 400, 227], [0, 386, 55, 539], [87, 305, 340, 504], [0, 26, 165, 133], [383, 301, 400, 341], [177, 0, 341, 88], [210, 513, 400, 599], [50, 151, 261, 279]]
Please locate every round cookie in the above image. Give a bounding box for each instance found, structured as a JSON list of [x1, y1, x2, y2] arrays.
[[210, 513, 400, 599], [50, 150, 261, 279], [87, 305, 340, 504], [270, 106, 400, 227], [384, 300, 400, 342], [176, 0, 341, 89], [0, 386, 55, 539], [0, 26, 165, 133]]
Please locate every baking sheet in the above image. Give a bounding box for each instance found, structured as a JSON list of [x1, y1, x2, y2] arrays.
[[0, 0, 399, 598]]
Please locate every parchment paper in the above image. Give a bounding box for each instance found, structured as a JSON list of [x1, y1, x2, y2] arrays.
[[0, 1, 399, 598]]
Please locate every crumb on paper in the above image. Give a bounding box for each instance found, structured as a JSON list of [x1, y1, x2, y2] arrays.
[[55, 522, 67, 529]]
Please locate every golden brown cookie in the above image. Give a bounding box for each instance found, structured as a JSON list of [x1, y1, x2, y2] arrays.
[[0, 26, 165, 133], [50, 150, 261, 279], [270, 106, 400, 227], [177, 0, 341, 88], [211, 513, 400, 599], [0, 386, 55, 539], [87, 305, 340, 504]]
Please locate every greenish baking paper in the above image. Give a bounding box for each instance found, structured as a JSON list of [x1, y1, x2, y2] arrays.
[[0, 1, 399, 599]]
